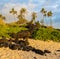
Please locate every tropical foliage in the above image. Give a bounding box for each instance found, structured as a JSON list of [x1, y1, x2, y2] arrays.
[[0, 8, 60, 42]]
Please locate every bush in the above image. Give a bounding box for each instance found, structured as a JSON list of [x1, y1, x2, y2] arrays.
[[32, 27, 60, 42], [0, 25, 27, 38]]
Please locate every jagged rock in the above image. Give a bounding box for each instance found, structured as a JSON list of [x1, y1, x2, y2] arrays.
[[44, 50, 51, 54], [0, 38, 9, 48], [9, 44, 18, 50]]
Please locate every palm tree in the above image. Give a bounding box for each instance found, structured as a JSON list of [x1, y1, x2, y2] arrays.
[[17, 8, 27, 25], [40, 8, 47, 25], [10, 8, 17, 21], [30, 12, 37, 24], [47, 11, 53, 27], [10, 8, 17, 15], [44, 11, 47, 26], [18, 8, 26, 20]]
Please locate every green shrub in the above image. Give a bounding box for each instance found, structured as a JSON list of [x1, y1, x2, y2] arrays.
[[0, 25, 27, 38], [32, 27, 60, 42]]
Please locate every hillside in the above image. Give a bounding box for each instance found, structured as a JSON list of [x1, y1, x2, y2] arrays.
[[0, 24, 60, 42]]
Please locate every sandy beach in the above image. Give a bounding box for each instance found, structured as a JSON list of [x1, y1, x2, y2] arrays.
[[0, 39, 60, 59]]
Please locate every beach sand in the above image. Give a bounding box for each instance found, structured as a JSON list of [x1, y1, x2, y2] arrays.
[[0, 39, 60, 59]]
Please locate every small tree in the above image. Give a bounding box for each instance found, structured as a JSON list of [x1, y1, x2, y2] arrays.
[[10, 8, 17, 21], [17, 8, 27, 25], [40, 8, 47, 26], [30, 12, 37, 24], [18, 8, 26, 20], [0, 14, 6, 20], [47, 11, 53, 27], [0, 14, 6, 25]]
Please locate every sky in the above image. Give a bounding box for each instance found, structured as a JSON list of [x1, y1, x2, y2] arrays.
[[0, 0, 60, 28]]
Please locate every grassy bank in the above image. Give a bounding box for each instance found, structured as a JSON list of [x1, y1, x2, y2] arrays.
[[0, 24, 60, 42]]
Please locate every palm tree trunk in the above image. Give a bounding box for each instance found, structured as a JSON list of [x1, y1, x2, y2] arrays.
[[50, 17, 52, 27], [14, 15, 15, 21], [42, 16, 44, 26]]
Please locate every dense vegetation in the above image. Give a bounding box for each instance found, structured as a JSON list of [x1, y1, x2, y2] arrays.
[[0, 25, 27, 38], [0, 24, 60, 42], [0, 8, 60, 42], [32, 27, 60, 42]]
